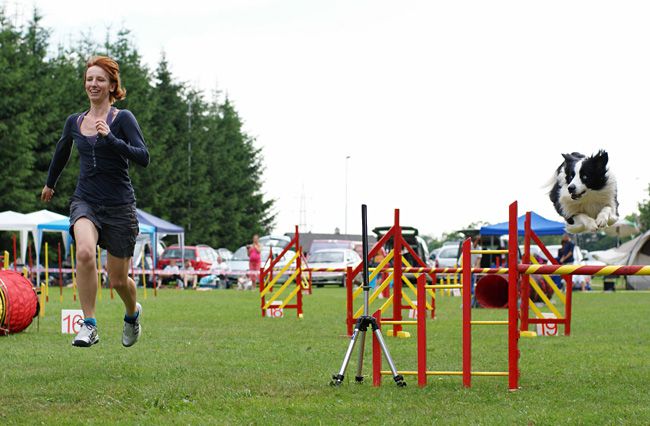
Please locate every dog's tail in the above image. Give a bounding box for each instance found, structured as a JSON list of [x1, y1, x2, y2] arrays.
[[542, 174, 557, 191]]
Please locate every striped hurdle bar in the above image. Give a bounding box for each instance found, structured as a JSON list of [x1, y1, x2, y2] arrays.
[[518, 264, 650, 276]]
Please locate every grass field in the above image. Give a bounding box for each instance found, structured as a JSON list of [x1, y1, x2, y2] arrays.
[[1, 285, 649, 425]]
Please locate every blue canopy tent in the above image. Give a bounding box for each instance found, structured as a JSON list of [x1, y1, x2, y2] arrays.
[[136, 209, 185, 266], [480, 211, 566, 236]]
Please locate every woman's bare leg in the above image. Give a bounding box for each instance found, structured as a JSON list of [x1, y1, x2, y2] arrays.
[[107, 253, 137, 316], [73, 218, 99, 318]]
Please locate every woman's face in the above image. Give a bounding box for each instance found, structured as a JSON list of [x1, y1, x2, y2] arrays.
[[253, 235, 259, 243], [85, 65, 114, 103]]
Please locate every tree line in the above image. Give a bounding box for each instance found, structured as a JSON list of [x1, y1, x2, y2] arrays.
[[0, 10, 275, 251]]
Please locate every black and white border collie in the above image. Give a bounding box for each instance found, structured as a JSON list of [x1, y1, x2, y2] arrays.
[[549, 150, 618, 234]]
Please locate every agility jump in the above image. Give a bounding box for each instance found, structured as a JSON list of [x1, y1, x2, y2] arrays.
[[363, 200, 650, 390], [259, 226, 310, 318]]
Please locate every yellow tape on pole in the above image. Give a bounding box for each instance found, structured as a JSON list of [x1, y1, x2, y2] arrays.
[[528, 299, 545, 319], [471, 249, 508, 255], [400, 290, 417, 310], [525, 264, 583, 275], [401, 274, 416, 293], [260, 251, 300, 297], [263, 268, 300, 309], [368, 250, 394, 282], [44, 242, 49, 302], [352, 283, 364, 299], [528, 276, 563, 319], [400, 275, 432, 310], [301, 276, 310, 289], [353, 272, 394, 318], [279, 284, 301, 309], [530, 256, 566, 304], [353, 250, 396, 300], [402, 257, 435, 300], [379, 295, 394, 315]]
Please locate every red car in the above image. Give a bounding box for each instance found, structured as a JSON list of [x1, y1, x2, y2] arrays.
[[158, 245, 217, 275]]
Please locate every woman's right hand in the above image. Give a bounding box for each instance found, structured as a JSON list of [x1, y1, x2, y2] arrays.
[[41, 185, 55, 202]]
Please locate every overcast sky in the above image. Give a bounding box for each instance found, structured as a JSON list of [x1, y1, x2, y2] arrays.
[[8, 1, 650, 238]]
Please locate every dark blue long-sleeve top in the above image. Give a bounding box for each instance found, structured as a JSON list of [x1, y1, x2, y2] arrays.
[[46, 109, 149, 206]]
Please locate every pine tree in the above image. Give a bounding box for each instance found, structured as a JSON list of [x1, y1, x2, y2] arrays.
[[211, 99, 275, 249], [0, 11, 37, 211], [0, 17, 275, 250], [27, 10, 86, 215]]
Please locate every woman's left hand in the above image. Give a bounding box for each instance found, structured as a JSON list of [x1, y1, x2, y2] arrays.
[[95, 119, 110, 136]]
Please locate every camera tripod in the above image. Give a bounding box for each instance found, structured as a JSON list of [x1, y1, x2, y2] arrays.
[[330, 204, 405, 387]]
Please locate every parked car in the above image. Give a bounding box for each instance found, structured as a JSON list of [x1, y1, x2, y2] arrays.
[[225, 245, 296, 288], [259, 235, 291, 249], [158, 245, 217, 276], [372, 226, 430, 267], [520, 244, 584, 264], [308, 248, 362, 287], [434, 245, 461, 268], [428, 247, 442, 267], [308, 240, 361, 258], [214, 247, 233, 262]]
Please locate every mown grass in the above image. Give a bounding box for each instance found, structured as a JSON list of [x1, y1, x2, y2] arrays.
[[1, 286, 649, 425]]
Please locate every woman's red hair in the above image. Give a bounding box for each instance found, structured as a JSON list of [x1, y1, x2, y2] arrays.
[[85, 56, 126, 104]]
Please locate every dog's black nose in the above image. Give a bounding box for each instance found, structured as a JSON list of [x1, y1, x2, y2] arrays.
[[568, 184, 576, 194]]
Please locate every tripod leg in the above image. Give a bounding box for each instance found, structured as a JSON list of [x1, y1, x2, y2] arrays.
[[331, 328, 361, 386], [374, 328, 406, 387], [355, 330, 367, 382]]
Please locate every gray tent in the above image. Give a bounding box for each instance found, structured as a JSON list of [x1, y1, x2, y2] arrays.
[[594, 230, 650, 290]]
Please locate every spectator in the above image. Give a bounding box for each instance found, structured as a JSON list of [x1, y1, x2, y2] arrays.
[[470, 235, 482, 307], [183, 260, 198, 289], [247, 234, 262, 288], [557, 234, 575, 265], [199, 256, 230, 288], [471, 235, 482, 268], [159, 259, 183, 289]]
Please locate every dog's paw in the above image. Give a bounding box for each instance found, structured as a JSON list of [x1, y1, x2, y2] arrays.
[[596, 213, 617, 229], [584, 217, 599, 233], [566, 223, 585, 234], [607, 214, 618, 226]]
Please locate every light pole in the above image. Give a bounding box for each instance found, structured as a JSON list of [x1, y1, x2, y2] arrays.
[[345, 155, 350, 234], [187, 99, 192, 232]]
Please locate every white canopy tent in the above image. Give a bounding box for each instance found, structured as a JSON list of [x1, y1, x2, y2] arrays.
[[2, 210, 159, 285], [24, 210, 69, 264], [0, 210, 68, 280], [0, 211, 29, 266], [593, 230, 650, 290]]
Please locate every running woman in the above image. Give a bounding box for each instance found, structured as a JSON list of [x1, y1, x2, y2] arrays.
[[42, 56, 149, 347]]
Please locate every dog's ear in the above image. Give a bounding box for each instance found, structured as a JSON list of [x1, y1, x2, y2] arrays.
[[593, 149, 608, 166], [562, 153, 573, 162]]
